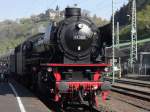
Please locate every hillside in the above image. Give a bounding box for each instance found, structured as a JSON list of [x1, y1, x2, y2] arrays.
[[0, 7, 108, 53], [115, 0, 150, 42]]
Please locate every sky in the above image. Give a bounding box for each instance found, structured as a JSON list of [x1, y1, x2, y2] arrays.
[[0, 0, 128, 21]]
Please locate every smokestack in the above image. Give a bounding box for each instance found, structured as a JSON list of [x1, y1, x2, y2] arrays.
[[65, 7, 81, 18]]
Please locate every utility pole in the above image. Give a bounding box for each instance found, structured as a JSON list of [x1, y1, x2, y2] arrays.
[[116, 22, 120, 49], [130, 0, 137, 71], [116, 22, 121, 78], [112, 0, 115, 83]]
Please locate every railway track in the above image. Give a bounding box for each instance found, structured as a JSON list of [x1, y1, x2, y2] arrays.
[[38, 94, 103, 112], [14, 78, 104, 112], [107, 78, 150, 101], [63, 103, 103, 112], [112, 84, 150, 101], [106, 78, 150, 88], [47, 102, 103, 112]]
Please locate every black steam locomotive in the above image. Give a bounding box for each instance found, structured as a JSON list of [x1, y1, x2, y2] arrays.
[[12, 7, 112, 107]]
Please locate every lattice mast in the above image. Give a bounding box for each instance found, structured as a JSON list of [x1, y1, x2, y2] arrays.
[[130, 0, 137, 68]]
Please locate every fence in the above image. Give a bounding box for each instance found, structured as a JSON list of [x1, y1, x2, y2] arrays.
[[121, 63, 150, 77]]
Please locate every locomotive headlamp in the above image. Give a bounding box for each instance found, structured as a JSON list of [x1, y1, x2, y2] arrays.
[[47, 67, 52, 72], [93, 85, 98, 90], [77, 24, 84, 29], [85, 69, 91, 72], [104, 67, 109, 72], [68, 69, 73, 72]]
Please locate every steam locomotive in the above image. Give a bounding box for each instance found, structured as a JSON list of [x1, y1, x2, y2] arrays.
[[2, 7, 112, 107]]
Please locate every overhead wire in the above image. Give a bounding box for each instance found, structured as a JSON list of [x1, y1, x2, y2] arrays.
[[100, 0, 128, 18]]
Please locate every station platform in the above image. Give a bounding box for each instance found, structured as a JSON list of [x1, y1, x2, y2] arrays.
[[0, 80, 51, 112]]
